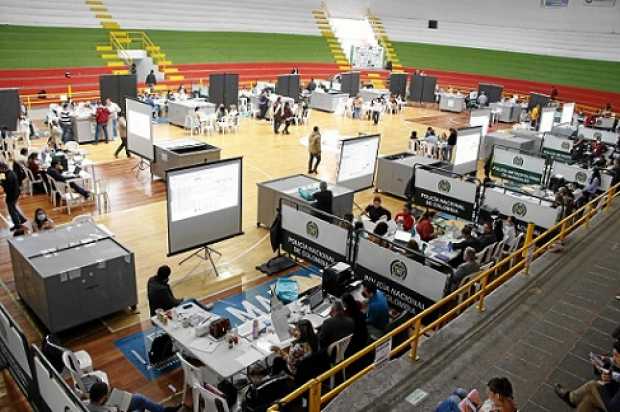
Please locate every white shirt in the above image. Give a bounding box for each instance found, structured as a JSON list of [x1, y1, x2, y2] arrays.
[[106, 102, 121, 120]]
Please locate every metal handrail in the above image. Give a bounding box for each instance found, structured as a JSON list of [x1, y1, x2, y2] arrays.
[[268, 183, 619, 412]]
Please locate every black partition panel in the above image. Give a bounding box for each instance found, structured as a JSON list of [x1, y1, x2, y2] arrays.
[[389, 73, 408, 98], [99, 75, 137, 115], [276, 74, 300, 102], [0, 89, 20, 131], [478, 83, 503, 103], [409, 74, 436, 103], [421, 76, 437, 103], [276, 75, 289, 97], [224, 73, 239, 107], [529, 92, 551, 110], [209, 73, 225, 106], [341, 72, 360, 97]]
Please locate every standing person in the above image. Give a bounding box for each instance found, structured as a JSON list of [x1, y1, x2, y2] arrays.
[[145, 70, 157, 88], [94, 101, 110, 144], [59, 103, 74, 143], [0, 162, 27, 230], [371, 99, 382, 125], [308, 126, 321, 174], [273, 97, 283, 134], [282, 102, 294, 135], [312, 181, 332, 215], [446, 128, 458, 162], [105, 98, 121, 138], [114, 115, 131, 158], [530, 105, 541, 129], [130, 63, 137, 75]]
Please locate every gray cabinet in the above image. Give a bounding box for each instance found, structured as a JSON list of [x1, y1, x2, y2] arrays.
[[376, 153, 440, 198], [151, 139, 221, 180]]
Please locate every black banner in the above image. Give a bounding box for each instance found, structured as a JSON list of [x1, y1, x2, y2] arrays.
[[281, 230, 347, 268], [356, 265, 436, 315], [414, 188, 475, 220]]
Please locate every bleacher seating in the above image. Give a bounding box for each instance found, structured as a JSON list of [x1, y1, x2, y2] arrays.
[[106, 0, 322, 35], [0, 0, 99, 28], [378, 16, 620, 62]]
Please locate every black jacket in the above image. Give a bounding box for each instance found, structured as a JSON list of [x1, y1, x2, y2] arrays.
[[146, 73, 157, 85], [313, 190, 333, 215], [447, 130, 457, 146], [147, 276, 182, 316], [46, 166, 67, 183], [0, 169, 21, 201], [365, 205, 391, 223], [318, 315, 355, 350]]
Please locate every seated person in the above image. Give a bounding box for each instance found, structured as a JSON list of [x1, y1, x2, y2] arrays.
[[147, 265, 183, 316], [476, 222, 497, 251], [32, 208, 54, 232], [503, 216, 517, 248], [394, 203, 415, 231], [87, 381, 180, 412], [271, 319, 318, 376], [405, 239, 426, 264], [591, 137, 607, 159], [369, 221, 390, 247], [415, 210, 436, 242], [341, 293, 369, 353], [451, 225, 480, 252], [318, 300, 355, 350], [444, 247, 480, 296], [312, 181, 333, 215], [362, 282, 389, 335], [46, 160, 91, 199], [480, 377, 517, 412], [364, 196, 391, 222], [555, 340, 620, 412]]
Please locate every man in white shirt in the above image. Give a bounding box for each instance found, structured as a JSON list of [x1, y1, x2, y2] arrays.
[[87, 382, 180, 412], [105, 98, 121, 138]]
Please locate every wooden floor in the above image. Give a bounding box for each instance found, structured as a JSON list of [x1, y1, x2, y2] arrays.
[[0, 104, 482, 407]]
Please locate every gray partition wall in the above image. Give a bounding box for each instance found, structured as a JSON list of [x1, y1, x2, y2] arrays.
[[341, 72, 360, 97], [276, 74, 300, 102], [409, 74, 437, 103], [478, 83, 503, 103], [99, 74, 137, 115], [0, 89, 20, 131], [209, 73, 239, 107]]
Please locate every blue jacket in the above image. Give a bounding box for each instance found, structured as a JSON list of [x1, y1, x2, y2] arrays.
[[366, 290, 389, 331]]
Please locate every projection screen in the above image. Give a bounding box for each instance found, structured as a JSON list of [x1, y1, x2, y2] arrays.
[[453, 126, 482, 175], [166, 157, 243, 255], [336, 134, 381, 192], [126, 98, 154, 161]]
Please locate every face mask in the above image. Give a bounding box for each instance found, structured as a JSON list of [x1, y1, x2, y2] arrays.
[[37, 213, 46, 221]]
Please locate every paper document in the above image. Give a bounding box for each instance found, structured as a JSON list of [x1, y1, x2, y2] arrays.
[[235, 350, 263, 366], [271, 307, 291, 342], [190, 337, 219, 354], [105, 388, 132, 411]]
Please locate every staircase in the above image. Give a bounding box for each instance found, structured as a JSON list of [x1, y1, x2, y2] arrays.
[[312, 8, 351, 71], [86, 0, 183, 82], [367, 14, 404, 73]]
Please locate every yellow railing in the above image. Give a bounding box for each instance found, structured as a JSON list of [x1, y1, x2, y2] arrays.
[[268, 183, 620, 412]]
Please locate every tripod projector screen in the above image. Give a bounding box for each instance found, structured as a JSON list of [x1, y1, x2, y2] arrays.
[[166, 157, 243, 256], [453, 126, 482, 175], [336, 134, 381, 192], [126, 98, 154, 161]]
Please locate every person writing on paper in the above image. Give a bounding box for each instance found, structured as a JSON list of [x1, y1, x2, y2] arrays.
[[32, 208, 54, 232], [394, 203, 415, 231], [147, 265, 183, 316], [271, 319, 318, 376], [318, 300, 355, 350], [362, 282, 389, 336], [415, 210, 436, 242], [364, 196, 391, 223], [308, 126, 322, 174], [87, 381, 180, 412], [451, 225, 480, 253], [312, 181, 333, 215]]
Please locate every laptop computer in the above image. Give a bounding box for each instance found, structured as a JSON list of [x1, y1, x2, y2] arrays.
[[309, 289, 332, 317], [72, 165, 81, 177], [394, 230, 412, 243]]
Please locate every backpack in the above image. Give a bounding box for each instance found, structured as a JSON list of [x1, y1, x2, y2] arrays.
[[148, 334, 174, 366]]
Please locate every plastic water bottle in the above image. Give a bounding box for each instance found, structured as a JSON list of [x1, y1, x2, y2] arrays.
[[252, 319, 259, 340]]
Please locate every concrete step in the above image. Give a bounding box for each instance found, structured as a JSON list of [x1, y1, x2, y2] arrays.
[[100, 53, 118, 60], [167, 74, 185, 81], [112, 69, 129, 75], [338, 65, 352, 71], [163, 67, 179, 74], [90, 5, 107, 12], [95, 13, 112, 19], [101, 22, 120, 30], [106, 61, 125, 67], [86, 0, 103, 4], [96, 45, 113, 52]]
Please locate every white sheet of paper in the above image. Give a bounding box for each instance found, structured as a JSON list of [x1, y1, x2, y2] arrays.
[[235, 350, 263, 367]]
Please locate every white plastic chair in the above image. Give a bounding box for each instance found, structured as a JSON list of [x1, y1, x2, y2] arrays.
[[491, 239, 507, 262], [62, 351, 108, 396], [64, 141, 80, 153], [49, 178, 83, 214], [178, 352, 205, 405], [92, 179, 110, 213], [24, 167, 47, 195], [72, 213, 94, 224], [503, 233, 524, 265], [184, 115, 200, 136], [44, 336, 93, 374], [475, 243, 495, 265], [193, 384, 230, 412], [326, 334, 353, 389]]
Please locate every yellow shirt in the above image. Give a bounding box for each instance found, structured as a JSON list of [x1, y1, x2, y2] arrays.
[[309, 131, 321, 155]]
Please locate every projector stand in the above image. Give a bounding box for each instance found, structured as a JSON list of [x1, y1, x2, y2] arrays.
[[179, 246, 222, 277]]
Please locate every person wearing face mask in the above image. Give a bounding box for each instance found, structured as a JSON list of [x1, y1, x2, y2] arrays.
[[32, 208, 54, 232], [147, 265, 184, 316]]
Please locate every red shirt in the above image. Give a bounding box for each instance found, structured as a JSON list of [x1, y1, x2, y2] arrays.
[[95, 107, 110, 124], [394, 212, 414, 231], [416, 219, 434, 241]]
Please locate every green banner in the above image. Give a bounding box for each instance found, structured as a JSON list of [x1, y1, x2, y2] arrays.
[[542, 147, 572, 163], [491, 162, 542, 185]]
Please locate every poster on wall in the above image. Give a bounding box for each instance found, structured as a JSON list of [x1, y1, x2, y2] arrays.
[[583, 0, 615, 6], [542, 0, 569, 6]]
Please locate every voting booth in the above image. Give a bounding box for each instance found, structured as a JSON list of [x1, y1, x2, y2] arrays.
[[276, 74, 301, 103], [209, 73, 239, 107], [409, 74, 436, 103], [340, 71, 360, 97], [388, 73, 408, 99], [577, 126, 619, 145], [541, 134, 573, 163]]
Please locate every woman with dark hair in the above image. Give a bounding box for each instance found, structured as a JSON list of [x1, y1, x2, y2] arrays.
[[480, 377, 517, 412], [271, 319, 317, 376], [32, 208, 54, 233], [342, 293, 370, 375]]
